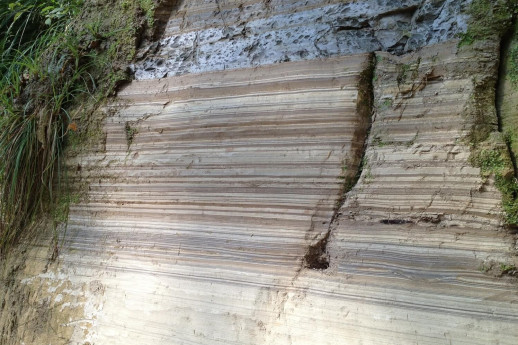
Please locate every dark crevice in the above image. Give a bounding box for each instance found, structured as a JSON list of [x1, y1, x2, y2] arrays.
[[335, 20, 371, 32], [134, 0, 183, 62], [380, 219, 413, 225], [304, 231, 330, 270], [336, 25, 363, 31], [375, 5, 419, 20], [332, 52, 375, 219], [304, 53, 376, 270], [496, 16, 518, 178]]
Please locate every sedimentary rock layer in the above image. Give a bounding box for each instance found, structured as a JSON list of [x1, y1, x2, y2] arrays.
[[346, 41, 504, 228], [4, 42, 517, 345], [2, 1, 518, 343], [62, 55, 370, 344], [234, 41, 518, 345], [133, 0, 470, 79]]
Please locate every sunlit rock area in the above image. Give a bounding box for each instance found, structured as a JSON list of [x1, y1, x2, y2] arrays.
[[1, 1, 518, 345]]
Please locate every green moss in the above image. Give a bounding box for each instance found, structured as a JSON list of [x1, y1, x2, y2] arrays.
[[139, 0, 156, 27], [377, 98, 393, 112], [396, 63, 410, 85], [396, 58, 421, 86], [125, 122, 139, 148], [500, 263, 517, 274], [372, 136, 388, 147], [471, 145, 518, 225], [508, 23, 518, 85], [466, 77, 499, 145], [363, 164, 373, 184], [52, 191, 82, 224], [478, 260, 518, 276], [459, 0, 517, 47], [462, 0, 518, 227], [471, 149, 508, 176]]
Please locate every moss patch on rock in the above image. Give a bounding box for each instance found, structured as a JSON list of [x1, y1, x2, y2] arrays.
[[470, 134, 518, 225], [459, 0, 517, 47], [460, 0, 518, 227]]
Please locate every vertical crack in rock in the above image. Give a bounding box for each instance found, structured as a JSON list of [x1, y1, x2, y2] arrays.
[[304, 53, 375, 270], [497, 17, 518, 178], [303, 231, 331, 270]]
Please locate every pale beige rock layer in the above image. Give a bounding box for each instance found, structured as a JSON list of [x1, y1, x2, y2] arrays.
[[60, 55, 370, 344], [346, 41, 504, 228], [255, 42, 518, 345], [2, 44, 518, 345]]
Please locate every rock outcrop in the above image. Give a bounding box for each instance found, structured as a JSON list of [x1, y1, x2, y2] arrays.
[[2, 1, 518, 345], [133, 0, 470, 79]]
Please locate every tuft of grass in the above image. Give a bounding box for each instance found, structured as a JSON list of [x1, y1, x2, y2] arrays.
[[0, 0, 86, 252], [500, 263, 517, 274], [0, 0, 159, 254]]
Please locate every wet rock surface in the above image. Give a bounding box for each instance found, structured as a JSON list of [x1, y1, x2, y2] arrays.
[[132, 0, 470, 79]]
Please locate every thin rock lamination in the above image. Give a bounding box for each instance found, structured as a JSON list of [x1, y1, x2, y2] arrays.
[[2, 1, 518, 344], [62, 55, 371, 344], [133, 0, 470, 79]]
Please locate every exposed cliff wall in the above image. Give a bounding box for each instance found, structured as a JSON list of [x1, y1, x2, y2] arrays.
[[133, 0, 471, 79], [2, 1, 518, 345]]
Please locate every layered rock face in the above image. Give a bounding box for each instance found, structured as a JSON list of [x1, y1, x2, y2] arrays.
[[133, 0, 470, 79], [2, 1, 518, 345]]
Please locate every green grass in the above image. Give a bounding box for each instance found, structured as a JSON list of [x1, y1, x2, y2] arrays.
[[500, 263, 517, 274], [0, 0, 85, 251], [0, 0, 158, 253], [508, 22, 518, 85]]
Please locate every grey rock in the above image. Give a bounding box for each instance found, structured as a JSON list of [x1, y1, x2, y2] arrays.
[[132, 0, 472, 80]]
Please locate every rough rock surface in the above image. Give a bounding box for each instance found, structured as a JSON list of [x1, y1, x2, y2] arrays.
[[3, 41, 518, 345], [498, 21, 518, 156], [2, 1, 518, 345], [132, 0, 470, 79], [348, 41, 503, 228]]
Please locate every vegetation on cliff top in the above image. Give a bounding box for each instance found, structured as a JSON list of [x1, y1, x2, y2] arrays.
[[0, 0, 157, 254]]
